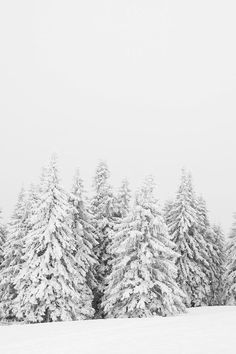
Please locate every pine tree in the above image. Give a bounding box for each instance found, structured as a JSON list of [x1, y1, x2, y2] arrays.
[[224, 214, 236, 305], [0, 209, 6, 267], [166, 170, 209, 307], [196, 196, 225, 305], [0, 209, 6, 320], [210, 225, 225, 305], [69, 169, 98, 318], [163, 199, 175, 226], [13, 156, 88, 323], [0, 188, 28, 320], [114, 179, 131, 218], [90, 161, 115, 316], [102, 176, 186, 318], [195, 196, 213, 304]]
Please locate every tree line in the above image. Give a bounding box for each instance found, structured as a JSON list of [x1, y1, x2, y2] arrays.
[[0, 156, 235, 323]]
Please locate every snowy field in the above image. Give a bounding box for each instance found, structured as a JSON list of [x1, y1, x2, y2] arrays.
[[0, 306, 235, 354]]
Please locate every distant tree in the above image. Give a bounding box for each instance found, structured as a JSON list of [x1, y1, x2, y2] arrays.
[[13, 156, 88, 323], [0, 188, 28, 320], [166, 170, 209, 307], [102, 176, 186, 318], [224, 214, 236, 305], [90, 161, 115, 316], [114, 179, 131, 218], [69, 169, 98, 317]]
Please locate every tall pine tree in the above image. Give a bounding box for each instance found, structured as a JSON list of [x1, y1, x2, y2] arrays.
[[196, 197, 225, 305], [13, 156, 89, 323], [90, 161, 115, 316], [69, 169, 98, 318], [224, 213, 236, 305], [102, 176, 186, 318], [210, 225, 225, 305], [166, 170, 209, 307], [195, 196, 212, 305], [114, 179, 131, 218], [0, 188, 28, 320], [0, 209, 6, 268]]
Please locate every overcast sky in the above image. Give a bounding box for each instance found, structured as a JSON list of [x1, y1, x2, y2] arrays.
[[0, 0, 235, 234]]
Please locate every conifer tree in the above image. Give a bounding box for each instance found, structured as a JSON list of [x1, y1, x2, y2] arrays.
[[102, 176, 186, 318], [90, 161, 115, 316], [13, 156, 89, 323], [224, 214, 236, 305], [0, 209, 6, 267], [114, 179, 131, 218], [163, 199, 175, 226], [210, 225, 225, 305], [196, 197, 225, 305], [166, 170, 209, 307], [0, 188, 28, 320], [69, 169, 98, 317], [195, 196, 213, 304], [0, 209, 6, 320]]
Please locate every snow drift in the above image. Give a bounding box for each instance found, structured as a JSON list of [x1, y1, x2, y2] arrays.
[[0, 306, 236, 354]]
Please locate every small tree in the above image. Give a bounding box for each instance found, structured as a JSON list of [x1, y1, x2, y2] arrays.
[[102, 176, 186, 318]]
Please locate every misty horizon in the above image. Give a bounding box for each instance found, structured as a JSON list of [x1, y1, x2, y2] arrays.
[[1, 1, 236, 235]]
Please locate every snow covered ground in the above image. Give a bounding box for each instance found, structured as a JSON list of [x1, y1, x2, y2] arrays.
[[0, 306, 235, 354]]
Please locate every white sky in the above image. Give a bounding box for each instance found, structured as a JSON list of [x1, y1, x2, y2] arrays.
[[0, 1, 235, 234]]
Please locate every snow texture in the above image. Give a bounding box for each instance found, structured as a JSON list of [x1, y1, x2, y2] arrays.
[[0, 306, 235, 354]]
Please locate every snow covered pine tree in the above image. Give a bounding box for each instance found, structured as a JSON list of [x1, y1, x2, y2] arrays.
[[114, 178, 131, 218], [166, 170, 209, 307], [0, 209, 6, 268], [90, 161, 115, 317], [224, 213, 236, 305], [69, 169, 98, 319], [196, 197, 225, 305], [13, 156, 89, 323], [0, 207, 7, 319], [0, 188, 28, 320], [102, 176, 186, 318], [210, 225, 225, 305]]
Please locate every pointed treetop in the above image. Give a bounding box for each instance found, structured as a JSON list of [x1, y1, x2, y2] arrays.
[[41, 154, 60, 190], [96, 160, 109, 175], [115, 178, 132, 218], [136, 175, 157, 206], [71, 169, 84, 196], [93, 161, 110, 189], [10, 186, 27, 221]]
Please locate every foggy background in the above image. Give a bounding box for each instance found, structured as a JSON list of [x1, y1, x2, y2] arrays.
[[0, 0, 235, 234]]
